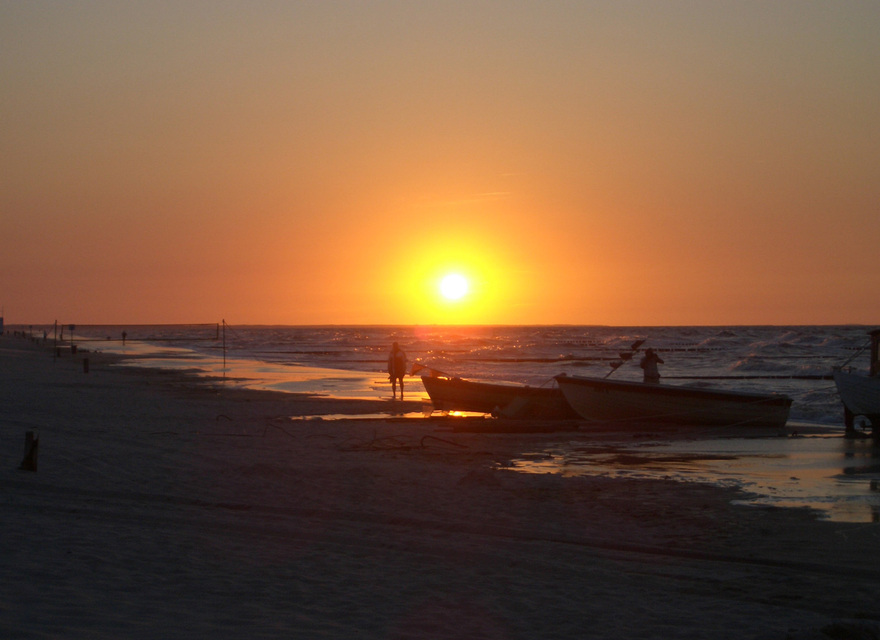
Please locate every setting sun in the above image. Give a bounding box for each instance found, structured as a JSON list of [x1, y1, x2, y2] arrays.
[[439, 273, 469, 301], [392, 232, 515, 324]]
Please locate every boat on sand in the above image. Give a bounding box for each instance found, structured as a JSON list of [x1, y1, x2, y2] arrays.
[[420, 376, 579, 419], [833, 370, 880, 428], [554, 373, 792, 429], [832, 328, 880, 434]]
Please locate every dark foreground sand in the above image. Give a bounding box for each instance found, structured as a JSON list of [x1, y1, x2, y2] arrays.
[[1, 334, 879, 639]]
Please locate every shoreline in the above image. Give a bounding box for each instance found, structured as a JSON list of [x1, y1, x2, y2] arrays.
[[2, 333, 879, 638]]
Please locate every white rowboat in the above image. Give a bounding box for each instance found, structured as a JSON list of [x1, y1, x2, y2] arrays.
[[833, 370, 880, 424]]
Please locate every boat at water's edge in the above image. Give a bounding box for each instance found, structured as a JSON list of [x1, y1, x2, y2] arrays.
[[833, 370, 880, 427], [554, 373, 792, 429], [832, 328, 880, 435], [421, 376, 579, 419]]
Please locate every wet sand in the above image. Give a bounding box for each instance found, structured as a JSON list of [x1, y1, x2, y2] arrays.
[[2, 334, 879, 639]]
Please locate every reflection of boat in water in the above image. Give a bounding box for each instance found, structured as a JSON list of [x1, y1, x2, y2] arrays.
[[421, 376, 579, 419], [833, 329, 880, 435], [554, 373, 792, 429]]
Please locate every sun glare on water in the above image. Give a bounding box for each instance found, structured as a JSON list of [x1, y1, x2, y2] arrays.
[[439, 273, 469, 301]]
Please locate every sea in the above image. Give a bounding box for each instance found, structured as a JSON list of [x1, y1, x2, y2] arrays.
[[33, 323, 880, 522]]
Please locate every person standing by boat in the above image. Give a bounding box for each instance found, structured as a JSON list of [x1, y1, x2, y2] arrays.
[[388, 342, 408, 400], [640, 348, 664, 384]]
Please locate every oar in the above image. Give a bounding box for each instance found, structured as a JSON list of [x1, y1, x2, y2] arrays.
[[604, 339, 646, 379]]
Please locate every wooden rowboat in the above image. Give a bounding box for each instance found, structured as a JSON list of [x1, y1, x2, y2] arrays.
[[554, 373, 792, 429], [421, 376, 579, 419]]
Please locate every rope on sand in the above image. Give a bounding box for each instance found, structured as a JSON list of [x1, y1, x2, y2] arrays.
[[261, 423, 302, 439], [337, 431, 469, 452], [421, 435, 468, 449]]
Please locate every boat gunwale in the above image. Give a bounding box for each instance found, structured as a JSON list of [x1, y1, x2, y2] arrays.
[[421, 375, 563, 397]]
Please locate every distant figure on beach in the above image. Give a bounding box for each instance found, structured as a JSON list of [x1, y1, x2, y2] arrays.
[[388, 342, 407, 400], [639, 348, 664, 384]]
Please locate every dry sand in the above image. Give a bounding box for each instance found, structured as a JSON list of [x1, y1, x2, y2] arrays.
[[1, 334, 879, 639]]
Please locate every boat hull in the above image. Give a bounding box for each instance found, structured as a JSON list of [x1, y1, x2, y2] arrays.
[[554, 374, 791, 429], [421, 376, 579, 419], [833, 371, 880, 421]]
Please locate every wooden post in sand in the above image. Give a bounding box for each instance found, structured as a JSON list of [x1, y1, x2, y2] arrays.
[[83, 357, 89, 373], [20, 431, 38, 472]]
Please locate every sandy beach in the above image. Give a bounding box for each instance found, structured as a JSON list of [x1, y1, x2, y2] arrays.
[[2, 334, 879, 639]]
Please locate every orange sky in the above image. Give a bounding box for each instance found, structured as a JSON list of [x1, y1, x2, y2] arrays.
[[2, 2, 878, 326]]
